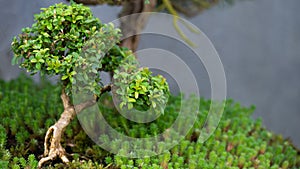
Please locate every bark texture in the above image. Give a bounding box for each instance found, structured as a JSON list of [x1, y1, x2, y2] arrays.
[[119, 0, 156, 51], [38, 88, 97, 168]]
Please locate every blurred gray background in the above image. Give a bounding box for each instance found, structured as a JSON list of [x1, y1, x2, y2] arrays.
[[1, 0, 299, 147]]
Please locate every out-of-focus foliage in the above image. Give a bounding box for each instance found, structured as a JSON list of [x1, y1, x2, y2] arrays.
[[100, 46, 129, 72], [0, 75, 299, 168]]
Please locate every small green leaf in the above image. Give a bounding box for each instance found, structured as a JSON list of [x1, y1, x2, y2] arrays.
[[128, 98, 136, 103], [36, 63, 41, 70], [135, 92, 139, 99], [11, 56, 19, 65], [76, 16, 84, 21], [120, 102, 125, 109], [61, 75, 68, 80], [152, 101, 156, 108], [46, 24, 53, 30], [30, 58, 37, 63], [84, 19, 94, 24], [128, 103, 133, 110], [70, 71, 76, 76], [42, 32, 50, 37]]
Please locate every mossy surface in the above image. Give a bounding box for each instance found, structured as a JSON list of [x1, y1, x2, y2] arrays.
[[0, 75, 299, 168]]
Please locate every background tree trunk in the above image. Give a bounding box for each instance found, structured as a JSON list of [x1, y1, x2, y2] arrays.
[[118, 0, 156, 52]]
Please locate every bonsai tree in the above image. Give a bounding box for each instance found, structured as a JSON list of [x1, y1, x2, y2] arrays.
[[4, 0, 300, 169], [11, 3, 169, 167]]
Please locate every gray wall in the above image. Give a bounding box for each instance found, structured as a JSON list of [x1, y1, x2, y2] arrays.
[[0, 0, 299, 147], [191, 0, 300, 147]]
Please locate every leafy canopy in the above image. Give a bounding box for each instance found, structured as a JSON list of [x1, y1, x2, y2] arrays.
[[11, 3, 169, 109], [11, 3, 102, 77], [113, 56, 169, 112]]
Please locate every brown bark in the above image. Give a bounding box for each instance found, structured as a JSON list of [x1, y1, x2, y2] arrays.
[[119, 0, 156, 52], [38, 84, 112, 168], [38, 88, 75, 168]]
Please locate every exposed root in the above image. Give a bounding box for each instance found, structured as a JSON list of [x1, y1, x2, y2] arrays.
[[38, 126, 70, 168], [38, 87, 99, 168], [38, 87, 75, 168]]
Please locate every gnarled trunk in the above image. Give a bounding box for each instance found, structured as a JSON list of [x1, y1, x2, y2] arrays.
[[38, 87, 98, 168], [38, 88, 75, 168]]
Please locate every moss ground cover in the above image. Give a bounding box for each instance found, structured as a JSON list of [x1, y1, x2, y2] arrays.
[[0, 75, 299, 168]]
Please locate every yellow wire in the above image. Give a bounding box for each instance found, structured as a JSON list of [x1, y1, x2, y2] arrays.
[[162, 0, 200, 47]]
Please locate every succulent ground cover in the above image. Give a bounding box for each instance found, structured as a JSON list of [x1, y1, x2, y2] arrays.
[[10, 3, 173, 166], [0, 75, 299, 169]]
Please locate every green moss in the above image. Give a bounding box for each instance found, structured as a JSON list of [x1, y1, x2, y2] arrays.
[[0, 75, 299, 168]]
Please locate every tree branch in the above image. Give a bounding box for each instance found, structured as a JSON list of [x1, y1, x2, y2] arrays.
[[74, 98, 97, 113], [74, 84, 112, 113], [100, 84, 112, 94], [61, 87, 72, 109]]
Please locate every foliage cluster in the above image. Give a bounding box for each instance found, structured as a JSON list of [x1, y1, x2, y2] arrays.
[[11, 3, 126, 96], [0, 75, 299, 168], [113, 54, 169, 113], [11, 3, 169, 112], [11, 3, 102, 78]]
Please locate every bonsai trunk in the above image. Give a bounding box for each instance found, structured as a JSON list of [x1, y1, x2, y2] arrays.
[[38, 87, 97, 168]]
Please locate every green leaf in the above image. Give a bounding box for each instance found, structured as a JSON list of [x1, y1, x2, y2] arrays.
[[46, 24, 53, 30], [120, 102, 125, 109], [42, 32, 50, 37], [30, 58, 37, 63], [127, 103, 133, 110], [11, 56, 19, 65], [135, 92, 139, 99], [70, 71, 76, 76], [128, 98, 136, 103], [152, 101, 156, 108], [61, 75, 68, 80], [76, 16, 84, 21], [36, 63, 41, 70], [85, 19, 95, 24]]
